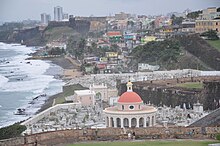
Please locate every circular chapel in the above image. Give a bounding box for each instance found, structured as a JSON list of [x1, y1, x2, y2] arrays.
[[104, 81, 157, 128]]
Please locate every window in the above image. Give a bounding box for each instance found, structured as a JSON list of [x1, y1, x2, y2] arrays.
[[216, 22, 218, 26], [129, 105, 134, 110], [122, 105, 124, 110]]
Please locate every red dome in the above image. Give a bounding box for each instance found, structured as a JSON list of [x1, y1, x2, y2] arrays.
[[118, 92, 143, 103]]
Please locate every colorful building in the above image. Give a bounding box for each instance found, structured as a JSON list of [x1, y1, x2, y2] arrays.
[[141, 36, 157, 43], [106, 31, 122, 43], [195, 19, 220, 34]]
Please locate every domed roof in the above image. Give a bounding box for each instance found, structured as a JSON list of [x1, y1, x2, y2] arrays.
[[118, 91, 143, 103]]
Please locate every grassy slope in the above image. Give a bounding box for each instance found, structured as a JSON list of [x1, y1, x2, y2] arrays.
[[55, 84, 88, 104], [44, 26, 78, 42], [176, 82, 204, 89], [38, 84, 88, 113], [207, 40, 220, 52], [68, 140, 218, 146]]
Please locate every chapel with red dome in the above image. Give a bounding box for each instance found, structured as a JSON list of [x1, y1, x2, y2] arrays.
[[104, 81, 157, 128]]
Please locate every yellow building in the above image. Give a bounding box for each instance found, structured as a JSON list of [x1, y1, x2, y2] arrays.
[[142, 36, 157, 43], [106, 52, 118, 58], [195, 19, 220, 34], [90, 21, 106, 31]]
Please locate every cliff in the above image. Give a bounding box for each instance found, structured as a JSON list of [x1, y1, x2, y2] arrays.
[[0, 19, 90, 46]]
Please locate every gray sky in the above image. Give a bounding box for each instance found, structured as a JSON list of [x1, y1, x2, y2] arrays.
[[0, 0, 220, 22]]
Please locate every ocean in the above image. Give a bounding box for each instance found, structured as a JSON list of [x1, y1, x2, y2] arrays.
[[0, 42, 65, 128]]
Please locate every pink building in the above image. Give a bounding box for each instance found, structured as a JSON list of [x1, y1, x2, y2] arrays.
[[74, 90, 95, 106]]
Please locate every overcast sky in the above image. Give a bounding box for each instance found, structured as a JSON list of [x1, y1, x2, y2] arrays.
[[0, 0, 220, 22]]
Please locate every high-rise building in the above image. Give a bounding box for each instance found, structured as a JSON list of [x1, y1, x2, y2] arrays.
[[41, 13, 51, 25], [54, 6, 63, 21], [63, 13, 69, 20]]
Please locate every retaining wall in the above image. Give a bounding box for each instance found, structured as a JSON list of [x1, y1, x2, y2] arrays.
[[1, 127, 220, 146]]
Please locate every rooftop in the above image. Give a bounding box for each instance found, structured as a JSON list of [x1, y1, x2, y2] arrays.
[[104, 105, 157, 115], [74, 90, 95, 96]]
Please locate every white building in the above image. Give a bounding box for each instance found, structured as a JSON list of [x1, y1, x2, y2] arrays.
[[193, 102, 204, 113], [104, 81, 157, 128], [54, 6, 63, 21], [138, 63, 160, 71], [63, 13, 69, 20], [109, 96, 118, 106], [41, 13, 51, 25], [90, 83, 118, 102], [74, 90, 95, 106]]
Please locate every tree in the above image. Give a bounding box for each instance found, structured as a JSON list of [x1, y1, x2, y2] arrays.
[[130, 39, 181, 66], [66, 37, 87, 59], [0, 123, 26, 140], [49, 47, 63, 55], [187, 10, 202, 19], [66, 36, 77, 55], [201, 30, 219, 40], [171, 14, 184, 25], [93, 66, 100, 74]]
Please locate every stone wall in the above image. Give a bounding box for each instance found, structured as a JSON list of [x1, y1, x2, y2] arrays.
[[1, 127, 220, 146], [118, 76, 220, 110]]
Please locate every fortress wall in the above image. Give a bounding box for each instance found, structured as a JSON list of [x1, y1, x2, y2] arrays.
[[1, 127, 220, 146]]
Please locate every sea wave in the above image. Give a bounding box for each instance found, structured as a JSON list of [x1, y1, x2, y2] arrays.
[[0, 42, 64, 128], [0, 75, 9, 87]]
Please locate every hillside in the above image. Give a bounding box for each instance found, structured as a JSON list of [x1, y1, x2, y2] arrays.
[[130, 34, 220, 71], [0, 25, 84, 46], [129, 39, 211, 71], [175, 34, 220, 70], [207, 40, 220, 52], [43, 26, 81, 43]]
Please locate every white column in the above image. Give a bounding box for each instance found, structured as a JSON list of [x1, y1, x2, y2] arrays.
[[121, 118, 123, 128], [109, 117, 112, 127], [153, 115, 156, 126], [113, 118, 117, 128], [149, 116, 152, 127], [136, 118, 139, 128], [129, 118, 131, 128], [143, 117, 147, 127], [106, 117, 108, 127]]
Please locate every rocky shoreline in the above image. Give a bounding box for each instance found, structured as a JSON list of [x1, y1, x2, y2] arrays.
[[36, 56, 82, 114]]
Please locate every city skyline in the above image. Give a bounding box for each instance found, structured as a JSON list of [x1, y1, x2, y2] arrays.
[[0, 0, 220, 22]]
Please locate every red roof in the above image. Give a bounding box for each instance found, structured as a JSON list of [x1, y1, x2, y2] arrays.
[[107, 31, 122, 36], [118, 92, 143, 103]]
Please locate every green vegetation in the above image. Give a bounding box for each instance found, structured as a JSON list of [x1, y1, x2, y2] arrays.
[[171, 15, 184, 25], [0, 123, 26, 140], [176, 82, 203, 89], [187, 10, 202, 19], [131, 40, 181, 68], [48, 47, 66, 55], [68, 140, 218, 146], [67, 37, 87, 59], [55, 84, 88, 105], [207, 40, 220, 51], [44, 26, 78, 42], [201, 30, 219, 40], [216, 133, 220, 141]]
